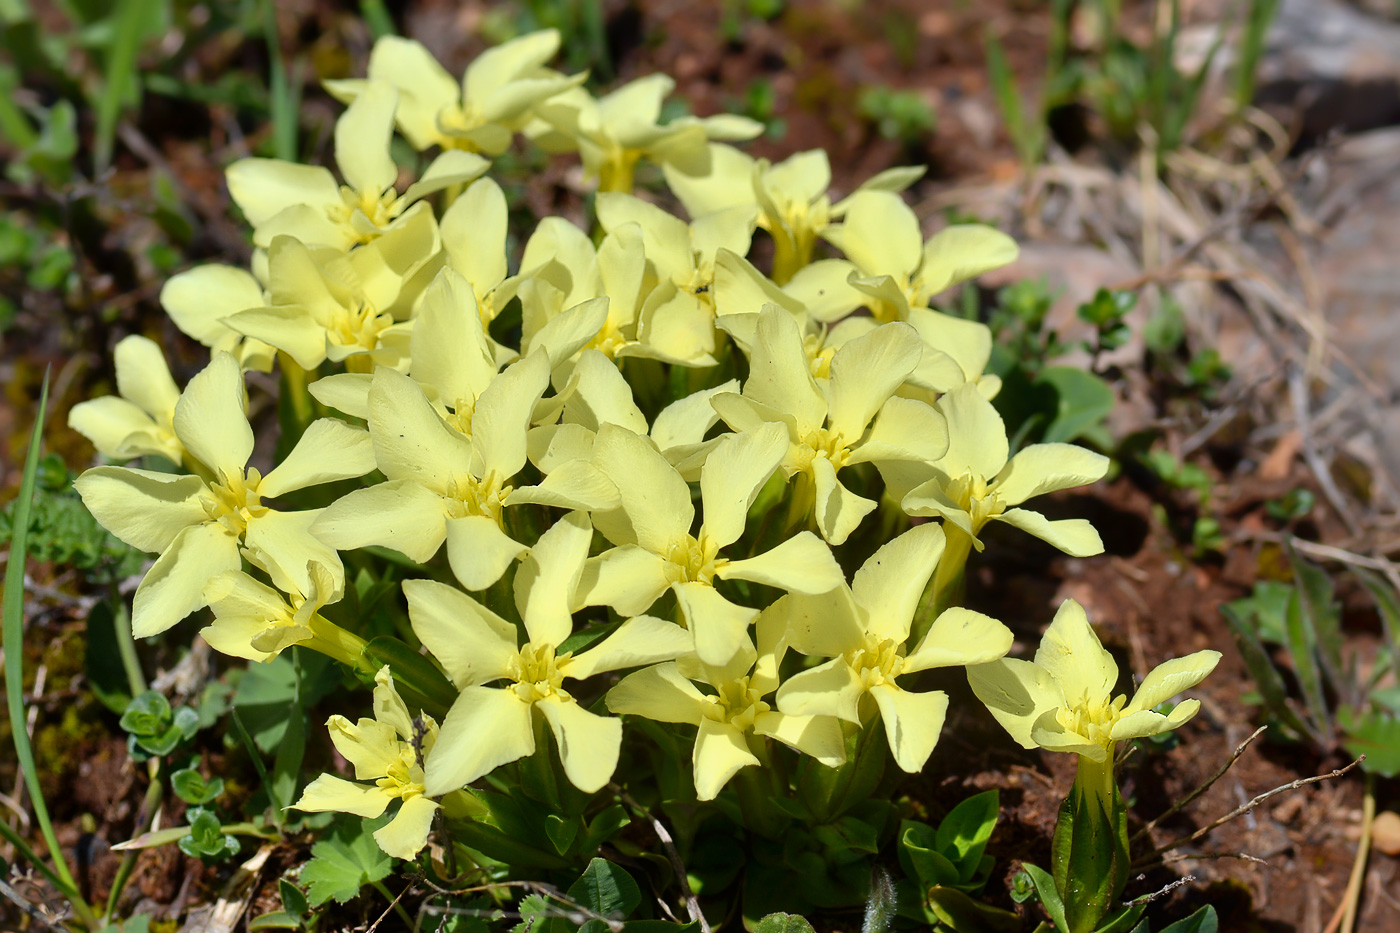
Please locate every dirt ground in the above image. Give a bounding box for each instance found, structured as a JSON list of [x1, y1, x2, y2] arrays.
[[3, 0, 1399, 930]]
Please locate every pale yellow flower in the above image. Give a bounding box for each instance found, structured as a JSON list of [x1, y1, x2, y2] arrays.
[[68, 336, 185, 465], [776, 523, 1012, 773], [227, 81, 486, 251], [222, 210, 439, 374], [295, 667, 441, 860], [159, 266, 275, 372], [712, 305, 949, 545], [326, 30, 583, 155], [200, 562, 357, 664], [581, 422, 843, 667], [900, 384, 1109, 556], [968, 599, 1219, 803], [608, 599, 844, 800], [74, 354, 375, 637], [409, 512, 693, 794]]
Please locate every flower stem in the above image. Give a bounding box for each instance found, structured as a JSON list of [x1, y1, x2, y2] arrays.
[[306, 613, 369, 669]]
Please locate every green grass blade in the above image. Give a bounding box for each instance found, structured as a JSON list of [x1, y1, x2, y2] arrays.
[[359, 0, 397, 39], [93, 0, 148, 174], [2, 372, 89, 911], [262, 0, 299, 162]]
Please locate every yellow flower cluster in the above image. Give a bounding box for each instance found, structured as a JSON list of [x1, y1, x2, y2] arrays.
[[68, 29, 1217, 863]]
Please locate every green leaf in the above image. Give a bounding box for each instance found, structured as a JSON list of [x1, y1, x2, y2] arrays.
[[1158, 904, 1218, 933], [301, 815, 395, 906], [752, 913, 817, 933], [120, 691, 172, 737], [545, 814, 579, 855], [84, 601, 133, 714], [1220, 601, 1319, 744], [171, 766, 224, 805], [279, 877, 309, 917], [924, 886, 1021, 931], [248, 911, 305, 930], [934, 789, 999, 883], [1051, 782, 1129, 933], [1288, 545, 1348, 705], [568, 858, 642, 919], [177, 808, 240, 860], [897, 821, 960, 889], [1339, 707, 1400, 777], [1022, 863, 1068, 933], [1036, 366, 1115, 444], [812, 815, 880, 856], [359, 635, 458, 720], [95, 916, 151, 933], [580, 803, 631, 853], [1353, 568, 1400, 672]]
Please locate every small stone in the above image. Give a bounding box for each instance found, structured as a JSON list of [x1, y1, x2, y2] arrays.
[[1373, 810, 1400, 857]]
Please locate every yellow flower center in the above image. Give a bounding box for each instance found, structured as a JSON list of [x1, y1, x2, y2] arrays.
[[329, 297, 395, 363], [510, 643, 572, 703], [206, 467, 268, 536], [795, 426, 851, 474], [335, 185, 398, 241], [436, 101, 485, 150], [1055, 694, 1129, 750], [588, 318, 628, 358], [802, 332, 835, 380], [702, 676, 770, 732], [443, 471, 512, 522], [666, 533, 724, 585], [377, 745, 429, 802], [946, 473, 1005, 532], [845, 634, 907, 690]]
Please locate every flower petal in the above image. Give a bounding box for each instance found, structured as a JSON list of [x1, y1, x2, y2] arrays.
[[693, 717, 759, 801], [776, 658, 864, 723], [295, 774, 390, 818], [473, 351, 550, 479], [904, 607, 1012, 673], [73, 467, 210, 553], [368, 367, 475, 491], [514, 511, 591, 647], [311, 479, 448, 562], [131, 522, 240, 637], [590, 423, 692, 553], [674, 582, 758, 670], [445, 515, 528, 591], [260, 419, 375, 498], [753, 711, 845, 767], [848, 522, 945, 643], [161, 265, 264, 349], [995, 509, 1104, 557], [409, 267, 498, 406], [336, 81, 398, 196], [374, 794, 439, 860], [1034, 599, 1117, 710], [242, 509, 344, 601], [404, 578, 518, 688], [441, 177, 509, 294], [966, 658, 1064, 750], [536, 696, 622, 793], [567, 615, 694, 680], [424, 687, 535, 794], [918, 224, 1019, 298], [1124, 652, 1221, 716], [699, 423, 787, 549], [719, 531, 843, 595], [810, 454, 875, 546], [992, 443, 1110, 507], [745, 306, 827, 435], [785, 587, 865, 659], [823, 189, 921, 279], [173, 354, 252, 475], [870, 683, 948, 773], [575, 545, 672, 617], [825, 322, 922, 443], [935, 383, 1008, 482], [605, 662, 707, 724], [225, 159, 339, 228]]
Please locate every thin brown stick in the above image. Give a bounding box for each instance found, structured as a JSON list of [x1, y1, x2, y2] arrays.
[[1135, 756, 1363, 867], [610, 783, 711, 933], [1124, 874, 1196, 907], [1339, 773, 1376, 933], [1157, 851, 1266, 866], [1131, 726, 1268, 844]]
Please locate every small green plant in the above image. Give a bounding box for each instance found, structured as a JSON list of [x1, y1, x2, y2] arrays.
[[1223, 546, 1400, 778], [1140, 448, 1224, 557], [857, 84, 936, 146]]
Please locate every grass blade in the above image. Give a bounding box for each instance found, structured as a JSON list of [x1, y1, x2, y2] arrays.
[[93, 0, 147, 174], [2, 372, 94, 922], [261, 0, 300, 162]]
